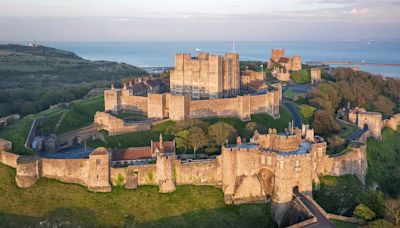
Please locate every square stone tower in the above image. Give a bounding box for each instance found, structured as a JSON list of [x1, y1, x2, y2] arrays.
[[170, 52, 240, 100]]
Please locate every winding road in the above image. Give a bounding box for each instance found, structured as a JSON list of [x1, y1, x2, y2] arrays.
[[294, 189, 335, 228]]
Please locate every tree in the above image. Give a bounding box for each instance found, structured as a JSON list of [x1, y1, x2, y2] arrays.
[[208, 122, 237, 146], [327, 135, 346, 154], [369, 219, 394, 228], [354, 204, 376, 220], [187, 127, 208, 157], [244, 122, 267, 139], [384, 198, 400, 225], [357, 190, 385, 218], [299, 104, 316, 123], [312, 110, 340, 135], [373, 95, 394, 116], [175, 130, 189, 153], [171, 119, 208, 134]]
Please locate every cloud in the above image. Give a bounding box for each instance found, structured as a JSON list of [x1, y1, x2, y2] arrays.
[[348, 8, 370, 15]]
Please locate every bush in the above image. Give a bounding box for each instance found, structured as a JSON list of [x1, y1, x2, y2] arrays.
[[354, 204, 376, 220]]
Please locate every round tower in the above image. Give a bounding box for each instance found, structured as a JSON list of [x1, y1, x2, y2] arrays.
[[15, 155, 41, 188]]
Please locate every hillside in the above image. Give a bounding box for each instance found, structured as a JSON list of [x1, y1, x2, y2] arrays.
[[0, 44, 146, 117]]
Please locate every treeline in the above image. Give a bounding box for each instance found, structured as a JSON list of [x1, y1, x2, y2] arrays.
[[305, 68, 400, 135], [169, 119, 266, 155]]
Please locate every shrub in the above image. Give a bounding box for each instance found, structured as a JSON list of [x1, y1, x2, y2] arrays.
[[354, 204, 376, 220]]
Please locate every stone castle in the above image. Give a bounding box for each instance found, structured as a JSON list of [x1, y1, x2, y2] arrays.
[[0, 125, 368, 200], [268, 49, 302, 71], [104, 52, 281, 121], [170, 53, 240, 99]]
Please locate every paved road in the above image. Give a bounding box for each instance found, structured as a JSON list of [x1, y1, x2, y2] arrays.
[[294, 190, 335, 228], [347, 129, 367, 141], [282, 98, 302, 128], [39, 146, 94, 159]]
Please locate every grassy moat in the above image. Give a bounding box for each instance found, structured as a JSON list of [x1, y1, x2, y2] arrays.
[[0, 164, 276, 228]]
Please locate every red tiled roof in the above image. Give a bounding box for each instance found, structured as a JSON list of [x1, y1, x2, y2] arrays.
[[278, 57, 290, 64], [112, 147, 152, 161], [152, 141, 175, 154]]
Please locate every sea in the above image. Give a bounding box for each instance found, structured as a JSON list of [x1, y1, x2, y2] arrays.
[[16, 41, 400, 78]]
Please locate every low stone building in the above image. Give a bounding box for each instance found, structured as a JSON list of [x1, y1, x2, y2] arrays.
[[271, 67, 290, 82], [241, 70, 265, 85]]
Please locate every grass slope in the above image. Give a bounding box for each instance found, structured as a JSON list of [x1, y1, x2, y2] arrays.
[[0, 96, 104, 154], [366, 127, 400, 197], [0, 164, 275, 228], [290, 69, 310, 84]]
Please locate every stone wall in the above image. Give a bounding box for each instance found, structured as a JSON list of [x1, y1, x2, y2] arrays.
[[94, 111, 151, 136], [41, 158, 90, 186], [110, 164, 157, 186], [0, 151, 20, 168], [0, 138, 12, 152], [174, 159, 222, 185], [104, 89, 280, 121], [189, 97, 239, 119], [384, 113, 400, 131], [313, 140, 367, 184]]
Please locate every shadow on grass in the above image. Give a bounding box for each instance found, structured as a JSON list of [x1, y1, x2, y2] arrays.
[[126, 203, 277, 228], [0, 207, 100, 228], [0, 204, 276, 228]]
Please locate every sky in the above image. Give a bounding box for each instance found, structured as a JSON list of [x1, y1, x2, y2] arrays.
[[0, 0, 400, 41]]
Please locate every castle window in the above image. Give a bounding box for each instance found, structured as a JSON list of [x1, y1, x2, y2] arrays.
[[249, 161, 253, 166], [261, 157, 266, 165], [96, 159, 101, 165], [267, 157, 272, 166]]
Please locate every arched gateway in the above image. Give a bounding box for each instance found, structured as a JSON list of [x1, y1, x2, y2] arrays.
[[259, 168, 274, 197]]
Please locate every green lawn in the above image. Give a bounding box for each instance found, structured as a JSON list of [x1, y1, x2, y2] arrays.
[[290, 69, 311, 84], [205, 107, 293, 136], [87, 120, 176, 149], [284, 88, 305, 100], [330, 219, 358, 228], [0, 164, 276, 228], [366, 127, 400, 197]]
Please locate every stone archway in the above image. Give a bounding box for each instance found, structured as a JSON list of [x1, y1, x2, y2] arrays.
[[259, 168, 274, 196]]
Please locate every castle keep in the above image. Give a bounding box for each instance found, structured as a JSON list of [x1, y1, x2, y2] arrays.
[[104, 52, 281, 121], [170, 53, 240, 99]]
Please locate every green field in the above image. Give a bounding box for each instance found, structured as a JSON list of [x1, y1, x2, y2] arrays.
[[290, 69, 311, 84], [0, 164, 276, 228]]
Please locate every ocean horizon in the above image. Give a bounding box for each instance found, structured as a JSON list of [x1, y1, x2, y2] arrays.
[[3, 41, 400, 78]]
